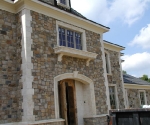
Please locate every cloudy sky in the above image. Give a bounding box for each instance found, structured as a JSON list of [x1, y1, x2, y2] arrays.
[[71, 0, 150, 78]]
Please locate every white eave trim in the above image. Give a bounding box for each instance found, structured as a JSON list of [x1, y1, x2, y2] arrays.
[[124, 83, 150, 89], [54, 46, 98, 66], [104, 41, 125, 51]]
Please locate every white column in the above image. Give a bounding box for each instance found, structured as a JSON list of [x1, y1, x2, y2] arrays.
[[21, 9, 35, 122], [100, 33, 111, 113]]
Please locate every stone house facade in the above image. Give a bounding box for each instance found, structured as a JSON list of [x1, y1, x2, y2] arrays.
[[123, 74, 150, 109], [0, 0, 128, 125]]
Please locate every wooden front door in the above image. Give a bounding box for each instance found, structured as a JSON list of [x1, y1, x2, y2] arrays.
[[58, 80, 77, 125]]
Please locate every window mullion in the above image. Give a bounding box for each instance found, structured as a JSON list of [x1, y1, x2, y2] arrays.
[[74, 32, 76, 49], [65, 29, 68, 47]]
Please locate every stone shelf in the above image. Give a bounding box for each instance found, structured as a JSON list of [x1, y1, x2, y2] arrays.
[[54, 46, 98, 66]]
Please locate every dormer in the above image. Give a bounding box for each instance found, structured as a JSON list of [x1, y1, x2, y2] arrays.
[[57, 0, 70, 9]]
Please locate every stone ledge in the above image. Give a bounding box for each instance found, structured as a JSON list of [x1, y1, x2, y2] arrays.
[[0, 119, 65, 125], [28, 119, 65, 125], [84, 114, 108, 119], [54, 46, 98, 66]]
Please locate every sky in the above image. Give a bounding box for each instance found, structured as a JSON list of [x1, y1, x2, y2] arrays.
[[71, 0, 150, 78]]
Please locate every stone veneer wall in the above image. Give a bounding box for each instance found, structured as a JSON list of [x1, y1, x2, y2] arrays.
[[105, 49, 125, 109], [0, 9, 22, 123], [31, 11, 108, 121], [84, 116, 107, 125], [126, 89, 140, 108], [127, 89, 150, 108]]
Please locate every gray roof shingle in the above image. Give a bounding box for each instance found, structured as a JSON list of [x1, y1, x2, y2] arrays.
[[123, 74, 150, 85]]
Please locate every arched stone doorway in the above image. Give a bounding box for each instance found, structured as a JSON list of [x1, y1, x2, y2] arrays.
[[54, 72, 96, 125]]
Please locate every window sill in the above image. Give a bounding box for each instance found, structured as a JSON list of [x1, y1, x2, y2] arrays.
[[107, 73, 112, 76], [54, 46, 98, 66]]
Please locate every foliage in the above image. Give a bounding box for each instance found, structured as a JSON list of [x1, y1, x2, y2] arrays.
[[140, 74, 150, 82], [123, 70, 127, 74]]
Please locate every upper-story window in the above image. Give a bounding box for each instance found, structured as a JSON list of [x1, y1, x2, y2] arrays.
[[139, 90, 147, 105], [105, 51, 111, 74], [56, 21, 86, 50], [57, 0, 70, 9], [59, 27, 82, 50], [60, 0, 66, 5]]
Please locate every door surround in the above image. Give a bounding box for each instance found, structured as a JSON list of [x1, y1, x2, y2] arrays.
[[54, 71, 96, 119]]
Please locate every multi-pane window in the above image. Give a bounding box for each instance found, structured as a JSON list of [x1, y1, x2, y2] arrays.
[[59, 27, 82, 50], [105, 53, 109, 73], [139, 91, 146, 105], [109, 86, 117, 109], [60, 0, 66, 5], [105, 52, 111, 74]]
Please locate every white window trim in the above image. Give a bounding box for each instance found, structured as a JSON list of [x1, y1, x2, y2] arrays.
[[105, 51, 111, 75], [139, 90, 147, 105], [109, 84, 119, 109], [57, 0, 70, 9], [56, 20, 87, 51]]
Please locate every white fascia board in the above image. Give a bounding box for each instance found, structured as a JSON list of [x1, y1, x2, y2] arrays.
[[104, 41, 125, 52], [124, 83, 150, 89]]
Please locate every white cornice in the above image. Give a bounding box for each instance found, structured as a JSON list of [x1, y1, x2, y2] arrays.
[[124, 83, 150, 89], [104, 41, 124, 52]]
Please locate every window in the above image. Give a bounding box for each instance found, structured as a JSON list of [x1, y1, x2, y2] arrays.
[[105, 52, 111, 74], [139, 91, 147, 105], [59, 27, 82, 50], [109, 86, 117, 109], [60, 0, 66, 5], [57, 0, 70, 9]]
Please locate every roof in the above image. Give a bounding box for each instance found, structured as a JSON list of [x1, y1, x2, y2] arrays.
[[123, 74, 150, 85], [38, 0, 110, 30], [104, 40, 125, 49]]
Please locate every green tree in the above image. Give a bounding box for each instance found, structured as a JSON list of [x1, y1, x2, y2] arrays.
[[140, 74, 149, 82], [123, 70, 127, 74]]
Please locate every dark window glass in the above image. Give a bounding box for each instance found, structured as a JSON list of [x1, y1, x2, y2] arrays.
[[140, 92, 146, 105], [60, 0, 66, 5], [59, 27, 82, 50], [67, 30, 74, 48], [59, 27, 66, 46], [75, 32, 82, 50], [105, 53, 109, 73], [109, 86, 116, 109]]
